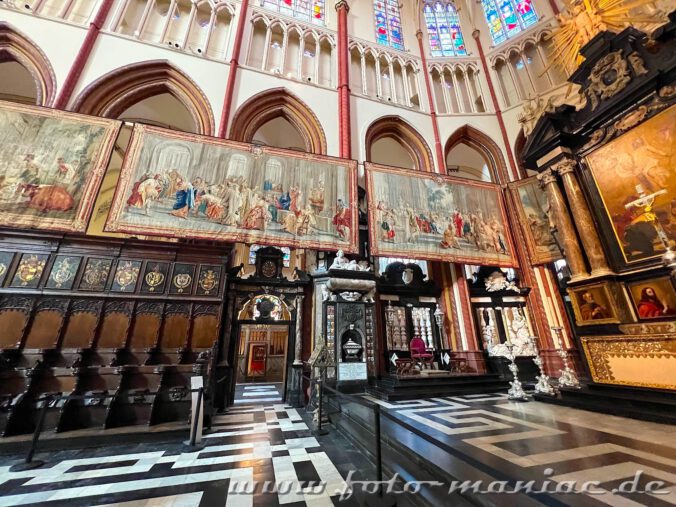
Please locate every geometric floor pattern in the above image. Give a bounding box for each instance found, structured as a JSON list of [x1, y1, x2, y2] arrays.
[[0, 403, 348, 506], [366, 393, 676, 506], [234, 384, 283, 405]]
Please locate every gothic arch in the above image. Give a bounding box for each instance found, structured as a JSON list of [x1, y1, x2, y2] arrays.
[[444, 125, 508, 183], [72, 60, 214, 135], [0, 22, 56, 106], [365, 116, 434, 172], [230, 88, 327, 155]]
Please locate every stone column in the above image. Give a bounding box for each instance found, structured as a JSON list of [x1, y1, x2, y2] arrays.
[[335, 0, 351, 158], [537, 169, 589, 282], [294, 295, 304, 365], [552, 157, 614, 277]]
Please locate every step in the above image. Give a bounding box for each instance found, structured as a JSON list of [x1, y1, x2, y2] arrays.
[[534, 385, 676, 425]]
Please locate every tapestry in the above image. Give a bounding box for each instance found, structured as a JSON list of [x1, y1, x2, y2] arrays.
[[365, 163, 516, 266], [106, 125, 358, 252], [0, 100, 120, 232], [585, 106, 675, 264], [509, 177, 561, 264]]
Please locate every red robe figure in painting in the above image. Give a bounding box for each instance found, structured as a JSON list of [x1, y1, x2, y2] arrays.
[[332, 199, 350, 239], [637, 287, 676, 318], [453, 211, 464, 237]]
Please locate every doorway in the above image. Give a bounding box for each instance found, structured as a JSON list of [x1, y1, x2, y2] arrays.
[[231, 295, 293, 405]]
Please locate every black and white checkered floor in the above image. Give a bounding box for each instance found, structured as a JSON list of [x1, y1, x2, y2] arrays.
[[0, 403, 352, 506]]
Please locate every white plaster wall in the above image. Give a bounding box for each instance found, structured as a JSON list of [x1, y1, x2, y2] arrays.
[[69, 32, 230, 132], [351, 94, 436, 166], [232, 66, 340, 156], [0, 8, 86, 92]]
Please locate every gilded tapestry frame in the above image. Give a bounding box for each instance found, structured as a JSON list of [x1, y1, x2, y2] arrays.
[[508, 176, 562, 265], [365, 162, 517, 266], [106, 124, 359, 252], [0, 100, 120, 233], [568, 281, 621, 326]]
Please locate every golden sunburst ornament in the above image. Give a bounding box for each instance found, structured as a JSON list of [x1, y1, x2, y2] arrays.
[[546, 0, 665, 73]]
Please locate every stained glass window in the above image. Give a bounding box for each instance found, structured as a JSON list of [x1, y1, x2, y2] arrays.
[[424, 1, 466, 57], [480, 0, 537, 45], [374, 0, 404, 51], [262, 0, 325, 25]]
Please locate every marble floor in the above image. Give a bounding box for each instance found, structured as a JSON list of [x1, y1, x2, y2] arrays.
[[365, 393, 676, 506], [233, 384, 283, 405], [0, 392, 673, 506], [0, 401, 363, 507]]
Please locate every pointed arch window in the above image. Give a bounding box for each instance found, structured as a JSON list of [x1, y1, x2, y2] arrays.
[[480, 0, 538, 46], [424, 1, 467, 57], [374, 0, 404, 51], [262, 0, 325, 25]]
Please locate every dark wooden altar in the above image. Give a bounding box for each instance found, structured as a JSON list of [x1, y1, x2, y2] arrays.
[[522, 14, 676, 421]]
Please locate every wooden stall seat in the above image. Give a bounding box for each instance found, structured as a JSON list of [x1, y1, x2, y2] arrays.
[[92, 301, 135, 367], [105, 366, 162, 428], [20, 298, 69, 368], [57, 366, 123, 432], [127, 303, 164, 366], [59, 300, 104, 368], [0, 297, 34, 365], [154, 304, 191, 365], [151, 365, 192, 425], [185, 304, 221, 363], [0, 368, 29, 436], [4, 366, 77, 436]]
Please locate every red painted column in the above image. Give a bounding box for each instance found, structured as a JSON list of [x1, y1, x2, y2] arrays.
[[336, 1, 351, 158], [54, 0, 115, 110], [218, 0, 250, 138], [547, 0, 560, 15], [416, 30, 446, 174], [471, 30, 519, 181]]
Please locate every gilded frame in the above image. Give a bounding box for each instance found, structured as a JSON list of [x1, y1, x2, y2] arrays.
[[365, 162, 517, 266], [508, 177, 562, 265], [583, 106, 675, 267], [625, 275, 676, 321], [106, 124, 359, 253], [568, 282, 621, 326], [581, 334, 676, 390], [0, 100, 120, 233]]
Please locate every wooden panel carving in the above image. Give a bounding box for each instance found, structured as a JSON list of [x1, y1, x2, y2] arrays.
[[23, 298, 69, 349], [97, 301, 134, 348]]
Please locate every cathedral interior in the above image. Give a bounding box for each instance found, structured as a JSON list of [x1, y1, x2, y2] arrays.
[[0, 0, 674, 505]]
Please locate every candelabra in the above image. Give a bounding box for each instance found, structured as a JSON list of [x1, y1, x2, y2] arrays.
[[551, 326, 580, 389], [505, 343, 530, 401], [528, 336, 556, 396]]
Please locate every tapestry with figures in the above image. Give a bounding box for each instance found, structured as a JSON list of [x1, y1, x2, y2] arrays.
[[0, 100, 120, 232], [106, 125, 358, 252], [365, 162, 516, 266]]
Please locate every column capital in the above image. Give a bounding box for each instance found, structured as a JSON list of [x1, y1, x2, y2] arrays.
[[335, 0, 350, 12], [471, 29, 480, 40], [551, 157, 577, 176], [536, 168, 557, 186], [416, 29, 424, 40]]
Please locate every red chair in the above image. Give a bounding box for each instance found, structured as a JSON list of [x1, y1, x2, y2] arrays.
[[410, 336, 434, 370]]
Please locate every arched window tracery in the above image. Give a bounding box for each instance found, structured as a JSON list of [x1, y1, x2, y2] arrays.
[[424, 1, 466, 57], [374, 0, 404, 51], [262, 0, 325, 25], [480, 0, 537, 46]]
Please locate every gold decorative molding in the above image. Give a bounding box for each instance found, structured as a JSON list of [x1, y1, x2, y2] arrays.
[[619, 322, 676, 335], [581, 334, 676, 390]]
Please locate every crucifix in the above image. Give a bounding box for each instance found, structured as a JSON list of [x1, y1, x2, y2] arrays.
[[624, 184, 671, 251]]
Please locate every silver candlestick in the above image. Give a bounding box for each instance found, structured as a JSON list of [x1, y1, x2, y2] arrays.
[[552, 327, 580, 389], [505, 343, 530, 401], [528, 336, 556, 396]]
